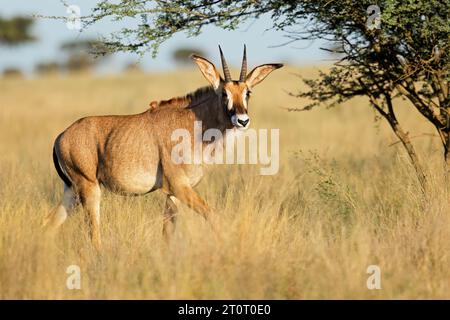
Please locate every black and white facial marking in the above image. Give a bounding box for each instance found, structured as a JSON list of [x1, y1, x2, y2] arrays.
[[222, 81, 251, 130], [192, 45, 283, 131]]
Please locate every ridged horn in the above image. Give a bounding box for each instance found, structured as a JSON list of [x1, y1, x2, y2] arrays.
[[219, 45, 232, 82], [239, 44, 247, 82]]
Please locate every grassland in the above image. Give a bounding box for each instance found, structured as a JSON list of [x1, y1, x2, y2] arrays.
[[0, 66, 449, 299]]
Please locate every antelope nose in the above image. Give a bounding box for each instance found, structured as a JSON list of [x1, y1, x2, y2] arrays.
[[237, 118, 249, 127]]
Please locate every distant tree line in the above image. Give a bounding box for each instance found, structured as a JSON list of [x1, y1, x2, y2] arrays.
[[0, 16, 35, 77], [0, 14, 205, 77]]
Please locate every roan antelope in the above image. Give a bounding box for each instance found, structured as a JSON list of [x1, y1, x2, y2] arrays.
[[44, 46, 283, 250]]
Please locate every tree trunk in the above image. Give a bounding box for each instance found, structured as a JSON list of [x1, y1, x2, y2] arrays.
[[444, 144, 450, 167], [442, 134, 450, 176], [443, 113, 450, 172], [369, 93, 427, 192], [388, 118, 427, 192], [435, 122, 450, 176]]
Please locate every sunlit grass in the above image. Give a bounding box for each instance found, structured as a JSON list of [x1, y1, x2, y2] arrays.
[[0, 67, 449, 299]]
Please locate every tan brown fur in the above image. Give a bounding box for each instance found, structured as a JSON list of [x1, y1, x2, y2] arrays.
[[224, 82, 248, 114], [44, 49, 282, 250]]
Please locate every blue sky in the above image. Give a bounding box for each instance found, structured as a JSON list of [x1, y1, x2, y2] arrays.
[[0, 1, 328, 74]]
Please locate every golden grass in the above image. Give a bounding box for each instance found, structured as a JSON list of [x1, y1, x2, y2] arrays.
[[0, 66, 449, 299]]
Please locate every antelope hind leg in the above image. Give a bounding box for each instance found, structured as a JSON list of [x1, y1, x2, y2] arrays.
[[79, 181, 102, 251], [43, 184, 78, 233], [162, 195, 178, 241]]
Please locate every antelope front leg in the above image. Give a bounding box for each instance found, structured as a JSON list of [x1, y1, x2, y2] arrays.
[[170, 183, 213, 220], [160, 153, 216, 232], [168, 182, 220, 238]]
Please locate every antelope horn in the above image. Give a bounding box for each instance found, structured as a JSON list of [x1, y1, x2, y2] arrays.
[[219, 45, 232, 82], [239, 44, 247, 82]]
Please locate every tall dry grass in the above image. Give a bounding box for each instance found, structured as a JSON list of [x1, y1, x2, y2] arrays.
[[0, 67, 449, 299]]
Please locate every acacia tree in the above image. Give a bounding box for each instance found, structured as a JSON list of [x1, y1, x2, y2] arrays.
[[0, 16, 35, 45], [60, 39, 111, 72], [0, 16, 35, 77], [172, 46, 206, 65], [66, 0, 449, 189]]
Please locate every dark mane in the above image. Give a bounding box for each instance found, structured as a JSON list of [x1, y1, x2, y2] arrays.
[[156, 86, 216, 109]]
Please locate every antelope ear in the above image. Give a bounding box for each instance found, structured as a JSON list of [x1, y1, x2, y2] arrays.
[[245, 63, 283, 89], [191, 54, 222, 89]]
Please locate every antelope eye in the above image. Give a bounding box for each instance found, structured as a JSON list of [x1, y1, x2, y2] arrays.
[[246, 91, 251, 98]]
